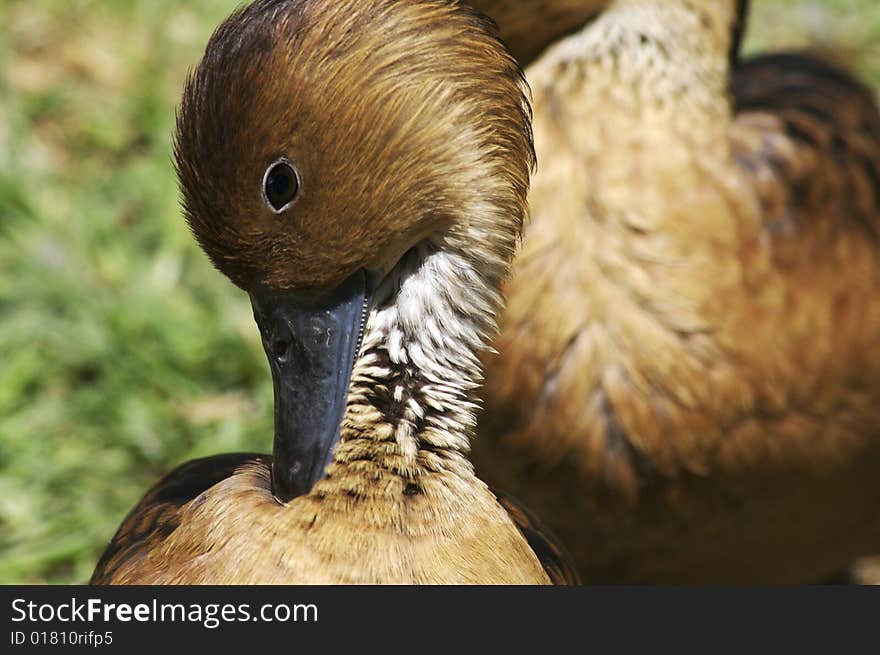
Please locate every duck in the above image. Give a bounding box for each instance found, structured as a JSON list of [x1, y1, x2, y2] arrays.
[[472, 0, 880, 583], [90, 0, 578, 585]]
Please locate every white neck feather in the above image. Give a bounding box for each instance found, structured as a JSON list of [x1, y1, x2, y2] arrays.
[[341, 231, 507, 469]]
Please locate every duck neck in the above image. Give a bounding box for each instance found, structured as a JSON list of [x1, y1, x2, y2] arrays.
[[521, 0, 751, 384], [574, 0, 739, 145], [473, 0, 608, 67], [330, 227, 514, 491], [607, 0, 741, 50]]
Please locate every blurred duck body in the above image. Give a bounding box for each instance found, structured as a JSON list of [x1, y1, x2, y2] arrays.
[[91, 0, 576, 585], [475, 0, 880, 582]]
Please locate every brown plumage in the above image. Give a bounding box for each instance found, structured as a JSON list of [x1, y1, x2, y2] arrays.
[[474, 0, 880, 582], [468, 0, 609, 67], [92, 455, 577, 584], [92, 0, 577, 585], [467, 0, 749, 68]]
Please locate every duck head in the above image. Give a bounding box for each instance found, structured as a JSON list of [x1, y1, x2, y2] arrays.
[[174, 0, 533, 503]]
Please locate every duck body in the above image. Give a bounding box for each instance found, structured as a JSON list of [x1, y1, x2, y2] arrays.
[[475, 0, 880, 582], [91, 455, 565, 584], [92, 0, 577, 585]]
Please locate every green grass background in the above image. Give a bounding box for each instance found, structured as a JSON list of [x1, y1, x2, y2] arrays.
[[1, 0, 878, 584]]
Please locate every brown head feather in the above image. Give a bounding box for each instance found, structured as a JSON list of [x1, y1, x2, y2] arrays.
[[174, 0, 533, 294]]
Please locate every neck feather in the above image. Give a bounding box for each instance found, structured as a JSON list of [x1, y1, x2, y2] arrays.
[[514, 0, 752, 384], [539, 0, 738, 145], [332, 224, 512, 486]]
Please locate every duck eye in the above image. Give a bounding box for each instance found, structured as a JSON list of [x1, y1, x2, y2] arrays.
[[263, 160, 300, 212]]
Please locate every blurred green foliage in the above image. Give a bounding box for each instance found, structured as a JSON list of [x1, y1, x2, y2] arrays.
[[0, 0, 262, 584], [1, 0, 878, 584]]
